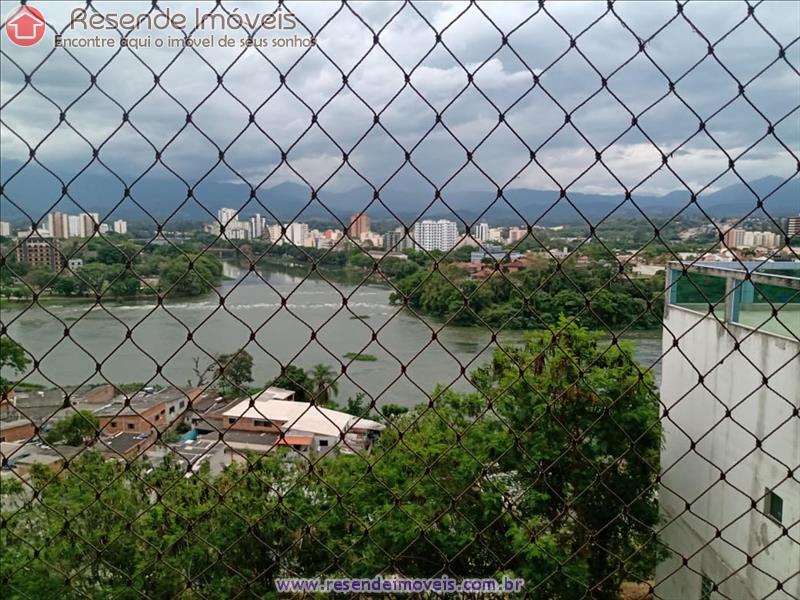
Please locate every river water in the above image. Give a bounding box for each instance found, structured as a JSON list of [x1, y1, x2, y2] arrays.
[[1, 263, 663, 407]]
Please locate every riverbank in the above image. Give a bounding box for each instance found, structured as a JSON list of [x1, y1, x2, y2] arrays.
[[1, 263, 664, 406]]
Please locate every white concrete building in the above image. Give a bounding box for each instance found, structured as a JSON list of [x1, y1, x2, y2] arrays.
[[266, 223, 283, 245], [284, 222, 309, 246], [250, 214, 264, 239], [222, 388, 384, 455], [474, 221, 490, 242], [67, 214, 82, 238], [0, 221, 10, 237], [413, 219, 458, 252], [656, 263, 799, 600], [113, 219, 128, 235], [217, 207, 238, 224]]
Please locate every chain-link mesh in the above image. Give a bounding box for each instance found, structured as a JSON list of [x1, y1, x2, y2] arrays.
[[1, 1, 798, 598]]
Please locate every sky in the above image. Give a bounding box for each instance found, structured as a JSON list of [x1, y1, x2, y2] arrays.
[[1, 0, 799, 199]]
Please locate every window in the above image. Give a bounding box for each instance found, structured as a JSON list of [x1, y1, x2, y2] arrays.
[[155, 414, 160, 421], [253, 419, 270, 428], [110, 421, 117, 428], [179, 401, 185, 408], [700, 574, 714, 600], [228, 417, 236, 425], [765, 489, 783, 523], [127, 423, 135, 430], [169, 406, 175, 414], [319, 440, 329, 447]]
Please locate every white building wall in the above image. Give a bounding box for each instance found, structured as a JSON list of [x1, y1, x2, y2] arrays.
[[285, 222, 309, 246], [413, 219, 458, 252], [68, 215, 82, 238], [656, 305, 800, 600]]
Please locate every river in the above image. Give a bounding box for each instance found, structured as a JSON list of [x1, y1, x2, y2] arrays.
[[1, 262, 664, 407]]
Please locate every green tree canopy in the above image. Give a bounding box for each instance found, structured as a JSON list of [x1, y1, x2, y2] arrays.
[[44, 411, 100, 446], [308, 363, 339, 405], [214, 349, 254, 397]]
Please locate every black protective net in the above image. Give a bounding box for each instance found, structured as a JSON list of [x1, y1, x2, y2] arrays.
[[0, 1, 798, 599]]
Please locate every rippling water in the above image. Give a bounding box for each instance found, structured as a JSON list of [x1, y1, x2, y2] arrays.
[[1, 263, 663, 406]]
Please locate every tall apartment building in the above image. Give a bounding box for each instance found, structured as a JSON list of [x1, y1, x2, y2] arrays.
[[67, 215, 82, 238], [474, 221, 490, 243], [349, 212, 370, 239], [266, 223, 283, 244], [0, 221, 10, 237], [217, 207, 238, 224], [15, 232, 61, 269], [723, 228, 782, 249], [384, 227, 414, 251], [250, 214, 264, 239], [787, 215, 800, 240], [284, 222, 309, 246], [412, 219, 458, 252], [47, 212, 69, 239], [81, 213, 100, 238]]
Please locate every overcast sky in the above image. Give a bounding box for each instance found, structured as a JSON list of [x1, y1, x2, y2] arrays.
[[1, 0, 798, 197]]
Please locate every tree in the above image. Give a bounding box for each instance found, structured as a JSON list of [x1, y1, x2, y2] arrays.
[[0, 322, 663, 599], [160, 254, 222, 297], [308, 363, 339, 405], [44, 411, 99, 446], [344, 391, 366, 415], [0, 336, 30, 392], [380, 403, 408, 420], [472, 319, 663, 597], [190, 355, 215, 387], [214, 349, 254, 397], [269, 365, 312, 402], [0, 336, 29, 374]]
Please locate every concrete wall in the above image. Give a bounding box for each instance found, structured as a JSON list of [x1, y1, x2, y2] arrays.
[[656, 305, 799, 600]]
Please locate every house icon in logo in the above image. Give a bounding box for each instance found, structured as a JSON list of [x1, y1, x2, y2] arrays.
[[5, 5, 46, 47]]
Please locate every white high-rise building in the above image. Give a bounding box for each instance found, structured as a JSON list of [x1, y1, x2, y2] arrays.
[[113, 219, 128, 235], [488, 227, 504, 242], [474, 221, 490, 243], [68, 215, 83, 238], [284, 222, 309, 246], [266, 223, 283, 245], [80, 212, 100, 238], [0, 221, 10, 237], [413, 219, 458, 252], [250, 214, 264, 239], [217, 207, 238, 224]]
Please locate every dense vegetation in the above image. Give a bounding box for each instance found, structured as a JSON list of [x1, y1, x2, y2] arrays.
[[0, 323, 663, 599], [1, 237, 222, 300], [389, 258, 665, 331]]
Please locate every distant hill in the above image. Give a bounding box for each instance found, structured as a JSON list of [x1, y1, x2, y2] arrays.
[[1, 159, 796, 225]]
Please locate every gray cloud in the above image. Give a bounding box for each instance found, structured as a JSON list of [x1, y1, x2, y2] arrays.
[[1, 0, 798, 198]]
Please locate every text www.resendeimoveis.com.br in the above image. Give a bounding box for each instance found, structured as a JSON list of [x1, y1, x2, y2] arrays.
[[275, 575, 525, 594]]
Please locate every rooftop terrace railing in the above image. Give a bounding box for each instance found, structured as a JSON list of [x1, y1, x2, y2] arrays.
[[666, 261, 800, 339]]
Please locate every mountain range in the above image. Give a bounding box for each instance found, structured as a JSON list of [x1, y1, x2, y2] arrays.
[[1, 159, 797, 225]]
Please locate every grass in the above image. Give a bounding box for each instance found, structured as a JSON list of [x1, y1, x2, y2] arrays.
[[343, 352, 378, 362]]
